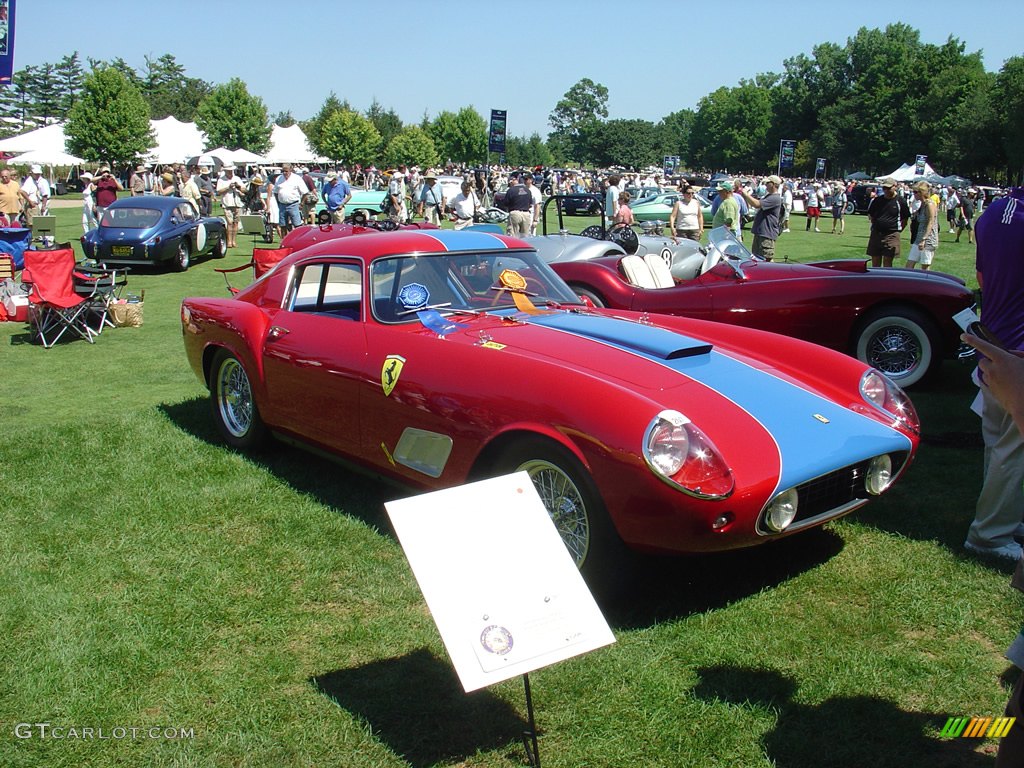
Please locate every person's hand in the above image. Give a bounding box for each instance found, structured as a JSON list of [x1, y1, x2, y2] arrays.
[[963, 333, 1024, 423]]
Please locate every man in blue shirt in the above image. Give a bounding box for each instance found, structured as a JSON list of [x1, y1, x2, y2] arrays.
[[322, 171, 352, 224]]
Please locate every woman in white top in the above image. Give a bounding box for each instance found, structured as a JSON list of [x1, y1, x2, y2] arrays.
[[669, 186, 703, 242], [81, 172, 98, 233]]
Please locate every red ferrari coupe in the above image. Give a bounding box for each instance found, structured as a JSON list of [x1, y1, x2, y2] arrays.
[[182, 230, 920, 590]]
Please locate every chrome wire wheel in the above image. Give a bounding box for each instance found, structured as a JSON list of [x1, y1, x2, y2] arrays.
[[517, 458, 591, 567], [216, 357, 253, 439]]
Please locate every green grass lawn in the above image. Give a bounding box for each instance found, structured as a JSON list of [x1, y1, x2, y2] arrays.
[[0, 205, 1011, 767]]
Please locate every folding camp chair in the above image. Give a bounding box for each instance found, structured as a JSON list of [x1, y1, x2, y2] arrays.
[[21, 248, 99, 347], [214, 247, 292, 295], [73, 261, 129, 335]]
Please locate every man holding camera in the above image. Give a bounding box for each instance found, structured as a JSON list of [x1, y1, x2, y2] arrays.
[[216, 164, 247, 248], [93, 166, 123, 222]]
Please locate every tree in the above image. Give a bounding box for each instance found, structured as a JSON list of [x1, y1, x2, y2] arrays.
[[590, 119, 660, 169], [429, 107, 487, 165], [318, 108, 382, 165], [366, 100, 403, 150], [55, 53, 84, 118], [385, 126, 438, 170], [303, 93, 350, 159], [548, 78, 609, 164], [993, 56, 1024, 183], [689, 81, 773, 171], [141, 54, 211, 120], [195, 78, 271, 153], [2, 65, 38, 129], [656, 109, 696, 166], [273, 111, 296, 127], [31, 64, 62, 124], [65, 66, 154, 166], [504, 133, 554, 168]]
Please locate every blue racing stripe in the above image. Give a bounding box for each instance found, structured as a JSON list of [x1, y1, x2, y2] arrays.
[[529, 312, 913, 495], [419, 230, 511, 252]]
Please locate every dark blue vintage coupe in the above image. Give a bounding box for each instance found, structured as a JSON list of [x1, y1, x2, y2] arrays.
[[81, 196, 228, 272]]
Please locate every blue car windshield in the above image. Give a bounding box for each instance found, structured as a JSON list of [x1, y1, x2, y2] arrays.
[[100, 208, 161, 229]]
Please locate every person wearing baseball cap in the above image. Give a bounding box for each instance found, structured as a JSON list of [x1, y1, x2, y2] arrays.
[[20, 163, 51, 224], [736, 175, 783, 260]]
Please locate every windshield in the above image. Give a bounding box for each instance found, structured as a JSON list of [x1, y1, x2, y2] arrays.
[[100, 207, 161, 229], [369, 248, 583, 323], [707, 226, 755, 261]]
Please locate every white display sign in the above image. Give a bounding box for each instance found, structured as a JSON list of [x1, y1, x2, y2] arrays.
[[386, 472, 616, 692]]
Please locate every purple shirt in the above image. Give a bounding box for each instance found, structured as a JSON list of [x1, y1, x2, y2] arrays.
[[975, 188, 1024, 351]]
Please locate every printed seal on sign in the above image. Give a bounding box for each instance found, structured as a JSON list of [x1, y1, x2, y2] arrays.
[[480, 625, 513, 655]]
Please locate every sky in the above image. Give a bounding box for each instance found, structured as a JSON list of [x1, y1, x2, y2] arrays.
[[14, 0, 1024, 140]]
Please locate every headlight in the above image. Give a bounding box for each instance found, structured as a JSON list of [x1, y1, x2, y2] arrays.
[[861, 370, 920, 434], [764, 489, 798, 532], [643, 410, 734, 498], [865, 454, 893, 495]]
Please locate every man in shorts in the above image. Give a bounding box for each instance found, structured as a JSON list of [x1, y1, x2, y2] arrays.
[[865, 179, 910, 267]]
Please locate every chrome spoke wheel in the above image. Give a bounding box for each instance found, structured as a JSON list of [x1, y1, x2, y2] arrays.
[[517, 458, 590, 567], [216, 357, 253, 438], [867, 325, 921, 377]]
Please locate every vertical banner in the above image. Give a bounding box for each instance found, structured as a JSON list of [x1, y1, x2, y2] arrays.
[[488, 109, 507, 155], [663, 155, 679, 177], [815, 157, 826, 177], [915, 154, 927, 175], [0, 0, 14, 84], [779, 139, 796, 171]]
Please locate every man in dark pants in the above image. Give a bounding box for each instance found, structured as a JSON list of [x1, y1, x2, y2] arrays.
[[865, 179, 910, 267], [503, 172, 534, 237]]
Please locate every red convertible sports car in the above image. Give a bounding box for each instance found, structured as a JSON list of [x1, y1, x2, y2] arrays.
[[182, 230, 920, 590], [544, 226, 975, 387]]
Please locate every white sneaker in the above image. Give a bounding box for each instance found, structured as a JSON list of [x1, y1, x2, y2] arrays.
[[814, 228, 821, 232], [948, 228, 955, 234], [964, 539, 1023, 561], [782, 228, 790, 233]]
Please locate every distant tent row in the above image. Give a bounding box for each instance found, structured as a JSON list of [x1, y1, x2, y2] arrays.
[[0, 119, 323, 167]]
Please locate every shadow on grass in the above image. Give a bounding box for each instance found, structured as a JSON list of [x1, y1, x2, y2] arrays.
[[691, 665, 995, 767], [161, 396, 851, 627], [160, 397, 397, 533], [602, 527, 845, 629], [312, 647, 527, 768]]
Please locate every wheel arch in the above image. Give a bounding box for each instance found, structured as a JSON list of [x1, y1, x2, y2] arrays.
[[468, 425, 592, 482]]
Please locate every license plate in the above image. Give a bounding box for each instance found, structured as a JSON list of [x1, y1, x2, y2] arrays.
[[111, 246, 133, 257]]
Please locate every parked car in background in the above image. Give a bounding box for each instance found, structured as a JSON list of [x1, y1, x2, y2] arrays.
[[629, 191, 714, 223], [82, 196, 227, 272], [547, 225, 975, 387], [182, 229, 920, 591]]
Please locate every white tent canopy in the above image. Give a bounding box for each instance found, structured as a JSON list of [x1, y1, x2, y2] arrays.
[[144, 116, 207, 165], [0, 122, 70, 156], [883, 161, 939, 181], [8, 147, 85, 166], [264, 124, 319, 164]]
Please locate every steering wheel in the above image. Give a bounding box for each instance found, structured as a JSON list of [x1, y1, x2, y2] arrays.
[[608, 225, 639, 254]]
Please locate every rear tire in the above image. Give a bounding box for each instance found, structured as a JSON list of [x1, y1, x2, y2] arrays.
[[854, 306, 939, 388], [210, 349, 268, 450], [214, 235, 227, 258], [494, 438, 627, 594], [173, 240, 191, 272]]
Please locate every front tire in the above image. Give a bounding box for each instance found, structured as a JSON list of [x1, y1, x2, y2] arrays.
[[173, 240, 191, 272], [214, 235, 227, 258], [845, 201, 856, 216], [494, 439, 626, 592], [210, 349, 268, 450], [854, 306, 939, 388]]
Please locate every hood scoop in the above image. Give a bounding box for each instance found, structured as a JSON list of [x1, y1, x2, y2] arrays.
[[529, 312, 712, 361]]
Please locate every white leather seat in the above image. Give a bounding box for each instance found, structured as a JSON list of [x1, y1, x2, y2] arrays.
[[643, 253, 676, 288], [621, 255, 658, 289]]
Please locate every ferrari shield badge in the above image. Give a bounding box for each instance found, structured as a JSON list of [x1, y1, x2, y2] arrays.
[[381, 355, 406, 397]]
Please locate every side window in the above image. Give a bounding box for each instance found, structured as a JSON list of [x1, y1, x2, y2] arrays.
[[177, 204, 196, 221], [291, 262, 362, 320]]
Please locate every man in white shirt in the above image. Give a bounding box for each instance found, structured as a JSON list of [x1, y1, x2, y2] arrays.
[[450, 181, 480, 230], [268, 163, 307, 232], [524, 173, 542, 235], [21, 164, 51, 225]]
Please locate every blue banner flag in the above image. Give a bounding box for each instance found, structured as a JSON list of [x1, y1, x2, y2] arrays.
[[915, 155, 927, 175], [779, 140, 796, 170], [488, 110, 507, 154], [0, 0, 14, 84]]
